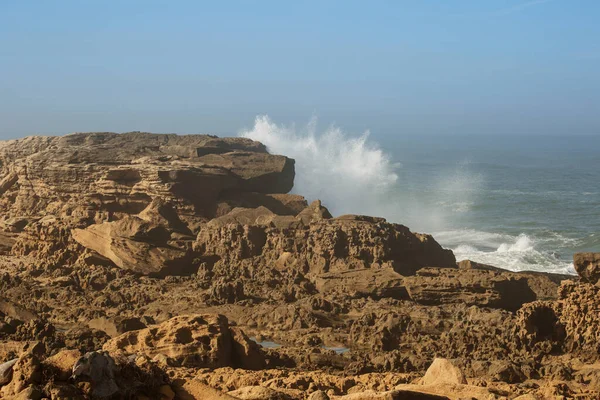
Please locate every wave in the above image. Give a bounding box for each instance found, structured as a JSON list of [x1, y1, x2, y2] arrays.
[[435, 229, 576, 274], [240, 115, 479, 231], [240, 115, 398, 216]]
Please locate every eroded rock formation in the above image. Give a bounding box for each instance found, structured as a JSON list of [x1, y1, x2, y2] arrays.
[[0, 132, 597, 399]]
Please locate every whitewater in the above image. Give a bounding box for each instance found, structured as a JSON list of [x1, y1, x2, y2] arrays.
[[241, 115, 600, 275]]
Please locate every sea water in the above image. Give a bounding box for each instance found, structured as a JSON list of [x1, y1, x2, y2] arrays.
[[241, 116, 600, 275]]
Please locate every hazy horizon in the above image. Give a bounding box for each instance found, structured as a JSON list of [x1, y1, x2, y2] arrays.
[[1, 0, 599, 140]]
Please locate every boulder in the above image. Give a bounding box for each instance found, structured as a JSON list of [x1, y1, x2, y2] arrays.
[[422, 358, 467, 386], [0, 358, 18, 385], [71, 351, 119, 398], [72, 216, 196, 276], [0, 354, 42, 398], [102, 314, 265, 370], [573, 252, 600, 283], [308, 391, 330, 400], [43, 349, 82, 381]]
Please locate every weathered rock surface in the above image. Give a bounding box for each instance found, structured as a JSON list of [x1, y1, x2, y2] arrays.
[[103, 314, 265, 370], [421, 358, 467, 386], [403, 267, 536, 311], [573, 252, 600, 283], [0, 132, 296, 271], [0, 132, 595, 399]]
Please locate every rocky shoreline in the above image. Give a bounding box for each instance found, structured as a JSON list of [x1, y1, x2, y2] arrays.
[[0, 132, 598, 399]]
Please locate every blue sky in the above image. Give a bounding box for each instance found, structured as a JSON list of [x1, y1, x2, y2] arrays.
[[0, 0, 599, 139]]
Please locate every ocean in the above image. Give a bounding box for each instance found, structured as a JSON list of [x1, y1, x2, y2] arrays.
[[241, 116, 600, 275]]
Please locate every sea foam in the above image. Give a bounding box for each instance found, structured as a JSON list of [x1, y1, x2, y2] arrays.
[[240, 115, 400, 217]]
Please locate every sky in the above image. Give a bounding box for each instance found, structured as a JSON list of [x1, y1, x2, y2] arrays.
[[0, 0, 599, 139]]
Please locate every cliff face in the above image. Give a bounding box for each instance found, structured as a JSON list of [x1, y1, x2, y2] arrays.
[[0, 132, 294, 223], [0, 132, 597, 399], [0, 132, 298, 274], [0, 131, 455, 280]]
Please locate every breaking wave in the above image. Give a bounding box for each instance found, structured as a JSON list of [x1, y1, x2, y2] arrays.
[[434, 230, 576, 274], [240, 115, 401, 217]]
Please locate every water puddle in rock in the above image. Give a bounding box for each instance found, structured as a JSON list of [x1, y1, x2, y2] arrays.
[[322, 346, 350, 354], [250, 337, 348, 354], [250, 337, 282, 349]]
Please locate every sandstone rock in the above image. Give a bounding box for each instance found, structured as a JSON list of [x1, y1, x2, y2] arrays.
[[87, 316, 146, 338], [43, 349, 82, 381], [11, 385, 43, 400], [159, 384, 176, 400], [103, 314, 265, 369], [296, 200, 333, 225], [313, 268, 408, 300], [516, 270, 571, 301], [0, 231, 16, 255], [552, 280, 600, 358], [72, 215, 196, 276], [422, 358, 467, 386], [0, 353, 42, 398], [2, 131, 592, 399], [458, 260, 570, 301], [516, 301, 565, 350], [0, 341, 39, 362], [0, 300, 37, 321], [218, 193, 308, 217], [195, 208, 456, 303], [196, 151, 295, 194], [573, 252, 600, 283], [228, 385, 292, 400], [350, 312, 411, 351], [394, 383, 498, 400], [174, 380, 239, 400], [332, 390, 449, 400], [308, 391, 330, 400], [404, 267, 536, 311], [1, 132, 296, 270], [138, 198, 193, 235], [45, 382, 86, 400], [488, 360, 525, 383], [457, 259, 503, 271], [11, 215, 87, 269]]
